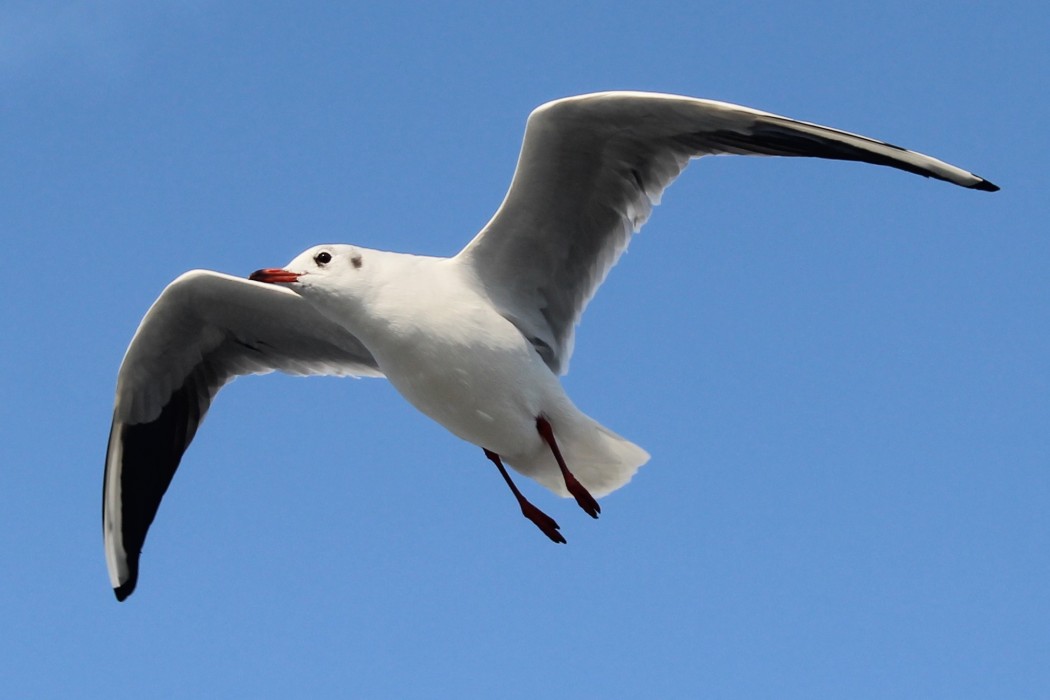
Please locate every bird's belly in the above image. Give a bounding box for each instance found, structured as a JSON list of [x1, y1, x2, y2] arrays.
[[375, 329, 556, 456]]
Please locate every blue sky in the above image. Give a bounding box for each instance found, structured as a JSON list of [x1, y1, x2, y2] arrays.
[[1, 2, 1046, 697]]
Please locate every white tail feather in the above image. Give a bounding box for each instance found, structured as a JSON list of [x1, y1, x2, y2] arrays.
[[508, 414, 650, 498]]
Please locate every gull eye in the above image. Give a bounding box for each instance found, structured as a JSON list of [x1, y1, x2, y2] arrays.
[[313, 251, 332, 266]]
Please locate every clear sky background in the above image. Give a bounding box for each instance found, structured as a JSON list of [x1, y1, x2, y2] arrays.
[[1, 2, 1045, 697]]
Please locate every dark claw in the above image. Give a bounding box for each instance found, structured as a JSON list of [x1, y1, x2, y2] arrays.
[[483, 446, 568, 544], [521, 502, 567, 544], [564, 472, 601, 519]]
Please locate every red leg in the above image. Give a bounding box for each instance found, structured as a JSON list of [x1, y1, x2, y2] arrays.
[[535, 416, 601, 518], [484, 449, 566, 544]]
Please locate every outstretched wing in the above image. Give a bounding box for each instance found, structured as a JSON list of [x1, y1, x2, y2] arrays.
[[104, 270, 382, 600], [456, 91, 997, 374]]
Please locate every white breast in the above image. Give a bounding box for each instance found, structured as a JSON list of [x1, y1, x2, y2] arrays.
[[374, 294, 562, 456]]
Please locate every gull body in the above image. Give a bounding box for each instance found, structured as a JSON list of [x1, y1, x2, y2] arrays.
[[279, 246, 648, 497], [103, 91, 997, 600]]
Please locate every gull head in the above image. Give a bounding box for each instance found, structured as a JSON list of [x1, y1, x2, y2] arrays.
[[250, 244, 370, 296]]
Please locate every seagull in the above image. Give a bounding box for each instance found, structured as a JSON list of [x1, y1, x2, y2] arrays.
[[103, 91, 997, 600]]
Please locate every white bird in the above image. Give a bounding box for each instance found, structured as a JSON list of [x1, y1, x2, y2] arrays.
[[103, 91, 997, 600]]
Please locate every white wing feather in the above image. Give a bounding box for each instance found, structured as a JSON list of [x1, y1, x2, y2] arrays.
[[457, 91, 996, 374], [104, 270, 382, 600]]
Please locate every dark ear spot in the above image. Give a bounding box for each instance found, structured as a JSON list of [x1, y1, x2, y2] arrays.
[[350, 255, 363, 269]]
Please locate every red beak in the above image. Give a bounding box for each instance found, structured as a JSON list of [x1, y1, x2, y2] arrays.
[[249, 268, 300, 284]]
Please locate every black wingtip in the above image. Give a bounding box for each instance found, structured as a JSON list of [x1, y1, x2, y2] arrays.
[[971, 178, 999, 192], [114, 572, 137, 602]]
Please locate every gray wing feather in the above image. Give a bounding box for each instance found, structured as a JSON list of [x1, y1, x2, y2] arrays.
[[456, 91, 997, 374]]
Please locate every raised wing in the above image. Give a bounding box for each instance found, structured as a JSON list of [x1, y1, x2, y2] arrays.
[[103, 270, 382, 600], [456, 91, 997, 374]]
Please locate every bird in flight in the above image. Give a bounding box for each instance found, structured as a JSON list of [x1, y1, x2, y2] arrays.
[[103, 91, 997, 600]]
